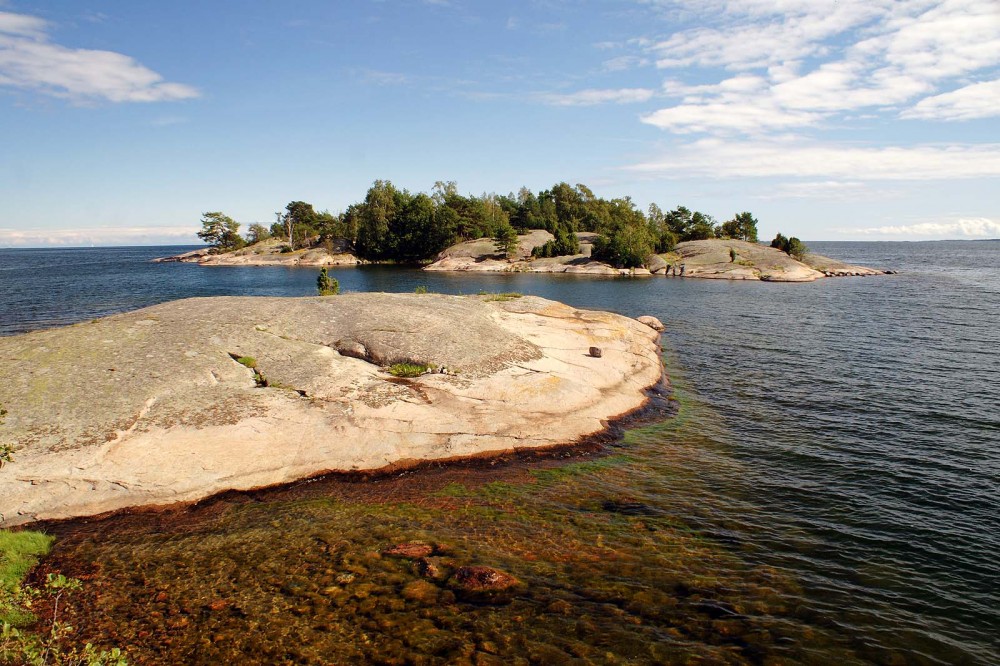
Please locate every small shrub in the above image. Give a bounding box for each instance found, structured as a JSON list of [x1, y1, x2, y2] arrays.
[[729, 247, 737, 262], [279, 245, 293, 253], [413, 285, 428, 294], [388, 363, 430, 378], [0, 445, 13, 469], [0, 406, 11, 469], [317, 268, 340, 296], [235, 356, 257, 369]]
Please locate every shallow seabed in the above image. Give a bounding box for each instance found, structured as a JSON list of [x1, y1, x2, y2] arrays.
[[37, 377, 863, 666]]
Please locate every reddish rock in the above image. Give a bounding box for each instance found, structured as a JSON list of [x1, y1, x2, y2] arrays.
[[449, 566, 521, 603], [206, 599, 229, 612], [383, 542, 434, 559]]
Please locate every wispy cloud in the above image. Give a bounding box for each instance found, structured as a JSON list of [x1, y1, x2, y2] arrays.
[[355, 68, 409, 86], [601, 55, 649, 72], [0, 226, 199, 247], [0, 10, 199, 103], [632, 0, 1000, 135], [627, 139, 1000, 180], [542, 87, 655, 106], [902, 79, 1000, 121], [837, 217, 1000, 238], [753, 181, 903, 201]]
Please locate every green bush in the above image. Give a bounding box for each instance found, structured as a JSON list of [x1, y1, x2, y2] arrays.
[[413, 285, 428, 294], [235, 356, 257, 369], [317, 268, 340, 296], [388, 363, 430, 378]]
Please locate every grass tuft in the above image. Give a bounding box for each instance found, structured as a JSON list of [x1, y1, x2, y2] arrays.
[[483, 292, 523, 302], [235, 356, 257, 369], [388, 363, 430, 378]]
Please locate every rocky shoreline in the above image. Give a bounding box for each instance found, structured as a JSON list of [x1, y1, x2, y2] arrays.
[[0, 294, 664, 527], [157, 233, 887, 282]]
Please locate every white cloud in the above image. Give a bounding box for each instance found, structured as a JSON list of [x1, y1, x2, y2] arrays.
[[632, 0, 1000, 135], [839, 217, 1000, 237], [641, 99, 819, 133], [903, 79, 1000, 120], [542, 87, 655, 106], [0, 10, 198, 103], [0, 226, 199, 247], [601, 55, 650, 72], [754, 180, 902, 201], [627, 139, 1000, 180]]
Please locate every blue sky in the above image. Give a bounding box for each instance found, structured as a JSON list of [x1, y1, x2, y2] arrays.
[[1, 0, 998, 246]]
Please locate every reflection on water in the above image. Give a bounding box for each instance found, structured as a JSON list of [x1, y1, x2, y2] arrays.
[[5, 241, 1000, 664]]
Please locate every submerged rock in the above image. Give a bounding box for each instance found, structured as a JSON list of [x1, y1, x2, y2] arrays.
[[448, 566, 521, 604], [383, 542, 434, 559]]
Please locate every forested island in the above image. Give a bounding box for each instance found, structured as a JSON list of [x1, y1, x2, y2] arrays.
[[165, 180, 886, 281]]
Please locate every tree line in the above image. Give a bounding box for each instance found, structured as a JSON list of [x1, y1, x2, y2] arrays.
[[197, 180, 768, 269]]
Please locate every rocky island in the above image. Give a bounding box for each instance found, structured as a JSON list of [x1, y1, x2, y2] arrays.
[[423, 233, 885, 281], [0, 294, 663, 527], [159, 233, 884, 282]]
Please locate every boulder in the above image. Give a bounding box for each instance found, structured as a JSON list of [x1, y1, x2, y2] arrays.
[[448, 566, 521, 603], [637, 315, 665, 332]]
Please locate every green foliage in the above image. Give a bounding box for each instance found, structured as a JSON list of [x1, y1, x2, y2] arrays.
[[483, 292, 523, 302], [1, 563, 128, 666], [591, 199, 656, 269], [196, 181, 773, 267], [317, 268, 340, 296], [388, 363, 430, 378], [771, 233, 808, 260], [493, 220, 520, 259], [661, 206, 717, 242], [786, 237, 808, 261], [0, 532, 53, 599], [197, 212, 244, 253], [531, 225, 580, 259], [729, 247, 737, 262], [244, 223, 271, 245], [413, 285, 429, 294], [719, 211, 759, 242], [0, 406, 11, 470], [235, 356, 257, 369]]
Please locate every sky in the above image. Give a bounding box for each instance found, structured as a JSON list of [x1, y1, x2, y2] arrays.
[[0, 0, 998, 247]]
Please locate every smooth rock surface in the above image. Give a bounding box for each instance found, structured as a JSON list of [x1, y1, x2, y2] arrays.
[[663, 240, 882, 282], [0, 294, 662, 527], [155, 238, 360, 267], [424, 231, 623, 275]]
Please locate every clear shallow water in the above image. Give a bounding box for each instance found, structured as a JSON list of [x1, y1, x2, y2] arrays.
[[2, 242, 998, 664]]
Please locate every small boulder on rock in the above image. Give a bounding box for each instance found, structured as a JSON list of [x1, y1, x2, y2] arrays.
[[637, 315, 664, 332], [589, 347, 602, 358]]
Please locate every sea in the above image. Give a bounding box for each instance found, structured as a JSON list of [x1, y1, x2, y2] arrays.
[[0, 241, 997, 665]]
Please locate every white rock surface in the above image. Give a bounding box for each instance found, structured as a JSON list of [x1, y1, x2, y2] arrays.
[[0, 294, 662, 526]]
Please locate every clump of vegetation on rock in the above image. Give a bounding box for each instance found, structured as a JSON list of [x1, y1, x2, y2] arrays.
[[317, 268, 340, 296], [388, 363, 431, 378], [771, 233, 808, 261], [483, 292, 523, 302], [0, 405, 12, 469]]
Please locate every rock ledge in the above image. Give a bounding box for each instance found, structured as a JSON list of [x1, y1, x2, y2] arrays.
[[0, 294, 662, 527]]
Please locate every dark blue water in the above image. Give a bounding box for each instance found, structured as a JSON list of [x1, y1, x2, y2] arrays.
[[1, 242, 998, 663]]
